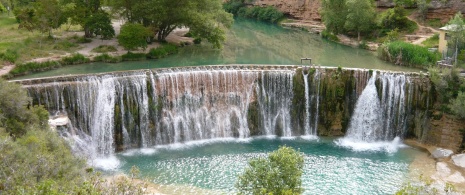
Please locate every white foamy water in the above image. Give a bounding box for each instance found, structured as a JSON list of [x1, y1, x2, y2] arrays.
[[91, 156, 121, 171], [335, 137, 407, 153]]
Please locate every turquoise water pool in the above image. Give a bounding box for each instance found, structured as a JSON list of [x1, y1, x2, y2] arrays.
[[111, 137, 421, 194]]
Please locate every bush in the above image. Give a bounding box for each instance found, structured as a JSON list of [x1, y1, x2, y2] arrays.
[[223, 0, 245, 15], [61, 53, 90, 65], [9, 61, 62, 76], [0, 49, 19, 63], [93, 53, 122, 63], [321, 30, 339, 42], [118, 23, 152, 51], [122, 52, 147, 61], [193, 38, 202, 44], [146, 44, 178, 59], [75, 36, 92, 43], [236, 146, 304, 195], [234, 5, 284, 23], [378, 41, 440, 67], [450, 92, 465, 118], [91, 45, 118, 53], [53, 40, 78, 50]]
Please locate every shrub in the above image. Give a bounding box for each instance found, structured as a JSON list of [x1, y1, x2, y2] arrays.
[[321, 30, 339, 42], [193, 38, 202, 44], [236, 146, 304, 195], [118, 23, 152, 51], [223, 0, 245, 15], [93, 53, 122, 63], [61, 53, 90, 65], [122, 52, 147, 61], [75, 36, 92, 43], [0, 49, 19, 63], [378, 41, 440, 67], [91, 45, 118, 53], [450, 92, 465, 118], [53, 40, 78, 50], [146, 44, 178, 59], [235, 5, 284, 23], [9, 61, 62, 76]]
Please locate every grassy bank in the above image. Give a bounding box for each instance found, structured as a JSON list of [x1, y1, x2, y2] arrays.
[[0, 13, 81, 65], [4, 43, 179, 79]]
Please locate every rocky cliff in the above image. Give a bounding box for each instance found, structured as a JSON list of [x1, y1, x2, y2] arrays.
[[248, 0, 465, 22]]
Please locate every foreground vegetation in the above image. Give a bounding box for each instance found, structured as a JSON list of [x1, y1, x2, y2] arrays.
[[236, 146, 304, 195], [0, 78, 147, 194]]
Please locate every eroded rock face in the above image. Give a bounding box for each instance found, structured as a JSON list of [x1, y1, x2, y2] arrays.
[[250, 0, 321, 20], [432, 148, 454, 159], [246, 0, 465, 22]]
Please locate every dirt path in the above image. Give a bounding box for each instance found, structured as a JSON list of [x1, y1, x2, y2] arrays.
[[405, 15, 440, 46]]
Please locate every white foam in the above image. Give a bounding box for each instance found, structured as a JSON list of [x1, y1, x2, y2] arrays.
[[90, 155, 121, 171], [300, 135, 319, 141], [334, 137, 407, 153]]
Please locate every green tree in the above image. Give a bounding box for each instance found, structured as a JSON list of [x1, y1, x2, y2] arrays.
[[65, 0, 102, 37], [320, 0, 347, 35], [446, 12, 465, 65], [236, 146, 305, 195], [344, 0, 375, 41], [85, 11, 115, 39], [112, 0, 233, 48], [0, 3, 6, 12], [118, 23, 151, 51], [0, 79, 50, 137], [33, 0, 67, 37]]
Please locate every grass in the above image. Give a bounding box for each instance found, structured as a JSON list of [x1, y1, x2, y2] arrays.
[[422, 34, 439, 48], [378, 41, 440, 68], [0, 13, 81, 64], [426, 18, 444, 28]]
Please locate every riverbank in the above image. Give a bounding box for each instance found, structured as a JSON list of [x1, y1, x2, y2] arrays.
[[405, 139, 465, 194]]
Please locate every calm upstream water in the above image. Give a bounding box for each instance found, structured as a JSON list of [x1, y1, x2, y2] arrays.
[[113, 137, 421, 195], [17, 19, 419, 79]]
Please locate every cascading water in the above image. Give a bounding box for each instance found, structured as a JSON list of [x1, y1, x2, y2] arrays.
[[21, 66, 429, 159], [24, 67, 306, 161], [303, 70, 311, 135], [344, 72, 382, 141], [302, 69, 320, 136], [337, 71, 411, 152]]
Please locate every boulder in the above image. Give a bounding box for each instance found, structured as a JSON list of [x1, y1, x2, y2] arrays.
[[431, 148, 454, 159], [452, 154, 465, 168]]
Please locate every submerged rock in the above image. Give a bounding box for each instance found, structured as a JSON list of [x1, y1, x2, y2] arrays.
[[432, 148, 454, 159]]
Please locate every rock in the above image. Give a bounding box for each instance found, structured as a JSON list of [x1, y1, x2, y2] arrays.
[[452, 154, 465, 168], [431, 148, 454, 159], [49, 116, 70, 127]]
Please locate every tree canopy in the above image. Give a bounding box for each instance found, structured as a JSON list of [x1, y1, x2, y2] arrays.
[[320, 0, 347, 35], [344, 0, 375, 41], [118, 23, 151, 51], [236, 146, 305, 195], [112, 0, 233, 48]]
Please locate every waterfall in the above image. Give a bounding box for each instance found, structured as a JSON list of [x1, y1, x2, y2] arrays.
[[345, 72, 410, 142], [21, 66, 428, 156], [345, 72, 382, 141], [303, 70, 311, 135], [302, 69, 320, 136]]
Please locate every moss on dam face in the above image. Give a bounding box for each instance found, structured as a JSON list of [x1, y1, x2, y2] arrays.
[[16, 65, 461, 153]]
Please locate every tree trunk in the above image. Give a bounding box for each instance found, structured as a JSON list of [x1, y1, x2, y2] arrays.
[[357, 31, 361, 42], [84, 27, 92, 38]]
